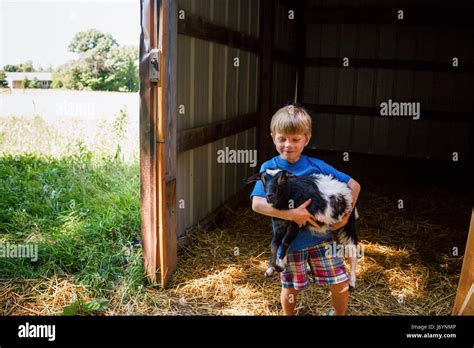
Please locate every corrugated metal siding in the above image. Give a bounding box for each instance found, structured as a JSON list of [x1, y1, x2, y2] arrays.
[[272, 1, 298, 110], [176, 0, 260, 238], [273, 0, 296, 51], [309, 0, 455, 8], [175, 0, 472, 238], [303, 0, 473, 160], [272, 61, 297, 110]]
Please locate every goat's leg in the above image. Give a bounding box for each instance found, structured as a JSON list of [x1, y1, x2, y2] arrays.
[[275, 222, 300, 272], [266, 218, 287, 277], [265, 240, 279, 277], [346, 213, 358, 291], [336, 235, 358, 291], [335, 212, 358, 291], [346, 242, 358, 291]]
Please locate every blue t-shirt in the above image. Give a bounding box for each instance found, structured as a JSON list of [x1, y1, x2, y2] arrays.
[[250, 154, 351, 252]]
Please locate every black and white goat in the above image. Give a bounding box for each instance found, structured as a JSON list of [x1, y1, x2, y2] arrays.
[[247, 168, 359, 290]]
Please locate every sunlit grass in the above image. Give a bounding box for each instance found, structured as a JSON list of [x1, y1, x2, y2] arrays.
[[0, 111, 144, 314]]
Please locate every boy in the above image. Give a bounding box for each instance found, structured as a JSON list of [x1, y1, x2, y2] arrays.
[[250, 105, 361, 316]]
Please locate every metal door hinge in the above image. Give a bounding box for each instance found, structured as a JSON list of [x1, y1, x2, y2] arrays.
[[150, 48, 160, 83]]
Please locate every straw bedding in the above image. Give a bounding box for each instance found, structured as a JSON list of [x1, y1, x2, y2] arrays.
[[0, 181, 469, 316]]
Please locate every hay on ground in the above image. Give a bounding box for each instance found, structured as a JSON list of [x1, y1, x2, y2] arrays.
[[0, 186, 466, 315]]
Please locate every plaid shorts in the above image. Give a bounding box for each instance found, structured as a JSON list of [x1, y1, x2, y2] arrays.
[[280, 238, 349, 291]]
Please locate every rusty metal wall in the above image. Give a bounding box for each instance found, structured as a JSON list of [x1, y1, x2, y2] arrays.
[[176, 0, 260, 238], [303, 0, 473, 160]]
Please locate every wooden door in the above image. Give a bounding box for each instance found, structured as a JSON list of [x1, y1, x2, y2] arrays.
[[139, 0, 177, 287]]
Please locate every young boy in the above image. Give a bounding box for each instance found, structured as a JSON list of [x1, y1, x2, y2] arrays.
[[250, 105, 361, 316]]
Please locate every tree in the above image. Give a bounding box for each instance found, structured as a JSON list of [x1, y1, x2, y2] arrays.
[[54, 29, 138, 92], [68, 29, 118, 54], [0, 70, 8, 88], [21, 60, 34, 72], [3, 61, 35, 72], [51, 71, 64, 89], [3, 64, 21, 72], [30, 77, 40, 88], [22, 77, 30, 89], [102, 46, 139, 92]]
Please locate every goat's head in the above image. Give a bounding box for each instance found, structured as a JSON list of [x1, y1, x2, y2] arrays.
[[246, 168, 297, 206]]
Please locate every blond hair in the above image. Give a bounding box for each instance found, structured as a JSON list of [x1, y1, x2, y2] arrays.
[[270, 105, 312, 139]]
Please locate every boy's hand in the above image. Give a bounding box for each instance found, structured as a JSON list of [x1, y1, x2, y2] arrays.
[[330, 179, 361, 231], [291, 198, 319, 228]]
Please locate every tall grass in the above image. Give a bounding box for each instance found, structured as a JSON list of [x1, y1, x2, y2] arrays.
[[0, 110, 145, 304]]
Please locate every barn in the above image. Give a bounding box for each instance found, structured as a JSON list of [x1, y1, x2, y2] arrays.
[[139, 0, 473, 315]]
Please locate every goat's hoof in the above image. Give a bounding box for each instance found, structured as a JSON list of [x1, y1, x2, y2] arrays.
[[264, 267, 274, 277], [275, 257, 287, 272], [349, 284, 355, 292]]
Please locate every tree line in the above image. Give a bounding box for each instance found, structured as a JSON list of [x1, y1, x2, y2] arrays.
[[0, 29, 138, 92]]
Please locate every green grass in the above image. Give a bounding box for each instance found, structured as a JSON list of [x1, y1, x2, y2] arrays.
[[0, 113, 145, 302]]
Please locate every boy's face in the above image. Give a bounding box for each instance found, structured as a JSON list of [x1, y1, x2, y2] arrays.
[[272, 132, 310, 164]]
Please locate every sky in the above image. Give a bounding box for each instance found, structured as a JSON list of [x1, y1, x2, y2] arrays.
[[0, 0, 141, 69]]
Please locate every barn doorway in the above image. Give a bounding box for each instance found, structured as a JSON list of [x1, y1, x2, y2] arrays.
[[139, 0, 473, 314]]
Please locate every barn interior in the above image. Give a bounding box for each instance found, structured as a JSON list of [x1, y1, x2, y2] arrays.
[[146, 0, 474, 315]]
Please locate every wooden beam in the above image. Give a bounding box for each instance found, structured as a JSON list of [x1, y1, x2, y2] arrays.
[[303, 7, 474, 26], [306, 57, 474, 74], [458, 284, 474, 315], [303, 103, 472, 122], [157, 0, 177, 288], [258, 0, 275, 165], [177, 113, 258, 153], [178, 11, 260, 54], [140, 0, 159, 285], [453, 209, 474, 315], [140, 0, 177, 288]]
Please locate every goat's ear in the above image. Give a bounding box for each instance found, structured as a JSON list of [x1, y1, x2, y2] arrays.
[[245, 172, 263, 184], [287, 173, 297, 179]]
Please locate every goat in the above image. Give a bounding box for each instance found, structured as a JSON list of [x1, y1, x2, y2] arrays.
[[247, 168, 359, 291]]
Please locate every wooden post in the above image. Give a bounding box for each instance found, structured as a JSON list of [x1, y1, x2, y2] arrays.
[[155, 0, 177, 288], [452, 208, 474, 315], [458, 284, 474, 315], [257, 0, 275, 166], [140, 0, 159, 285], [139, 0, 177, 288]]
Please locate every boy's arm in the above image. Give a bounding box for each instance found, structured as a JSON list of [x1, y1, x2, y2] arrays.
[[329, 178, 361, 231], [252, 196, 320, 228]]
